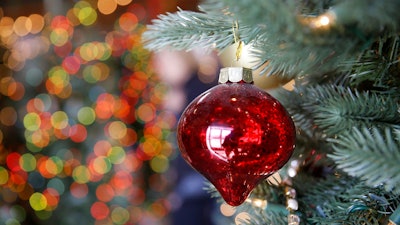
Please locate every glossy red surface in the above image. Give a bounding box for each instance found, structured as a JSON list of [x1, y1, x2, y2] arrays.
[[177, 82, 296, 206]]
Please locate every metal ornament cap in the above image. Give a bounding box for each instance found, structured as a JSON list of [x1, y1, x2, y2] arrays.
[[218, 67, 253, 84]]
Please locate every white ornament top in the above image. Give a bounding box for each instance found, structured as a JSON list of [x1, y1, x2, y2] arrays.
[[218, 67, 253, 84]]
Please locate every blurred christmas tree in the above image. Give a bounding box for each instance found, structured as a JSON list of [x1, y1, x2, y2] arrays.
[[143, 0, 400, 224], [0, 1, 182, 225]]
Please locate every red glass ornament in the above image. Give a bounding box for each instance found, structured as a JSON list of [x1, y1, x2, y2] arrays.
[[177, 67, 296, 206]]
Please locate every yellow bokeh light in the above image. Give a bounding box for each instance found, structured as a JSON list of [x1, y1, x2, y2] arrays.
[[46, 157, 64, 176], [23, 112, 41, 131], [136, 103, 156, 123], [92, 156, 112, 174], [111, 207, 130, 225], [108, 121, 127, 140], [29, 193, 48, 211], [141, 137, 161, 157], [29, 14, 45, 34], [0, 16, 14, 38], [31, 129, 51, 148], [80, 42, 113, 62], [48, 66, 69, 87], [51, 111, 69, 129], [50, 28, 70, 46], [78, 7, 97, 26], [0, 167, 9, 185], [14, 16, 32, 36], [72, 165, 91, 184], [98, 0, 118, 15], [150, 155, 169, 173], [117, 0, 132, 6]]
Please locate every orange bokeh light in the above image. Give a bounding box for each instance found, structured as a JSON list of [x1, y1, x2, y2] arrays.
[[96, 183, 115, 202], [70, 182, 88, 199], [91, 201, 110, 220], [69, 124, 87, 143]]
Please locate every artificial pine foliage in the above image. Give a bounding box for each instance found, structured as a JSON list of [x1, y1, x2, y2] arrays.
[[144, 0, 400, 224]]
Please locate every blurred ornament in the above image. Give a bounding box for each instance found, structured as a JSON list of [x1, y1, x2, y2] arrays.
[[299, 11, 337, 32], [219, 42, 291, 90], [177, 67, 296, 206], [284, 159, 301, 225], [389, 206, 400, 225], [288, 213, 301, 225]]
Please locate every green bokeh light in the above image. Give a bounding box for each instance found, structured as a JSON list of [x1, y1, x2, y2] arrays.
[[23, 113, 41, 131], [82, 65, 101, 83], [78, 7, 97, 26], [47, 178, 66, 195], [72, 165, 90, 184], [111, 207, 130, 225], [107, 146, 126, 164], [51, 111, 69, 129], [10, 205, 27, 222], [19, 153, 37, 172], [150, 155, 169, 173], [77, 106, 96, 125]]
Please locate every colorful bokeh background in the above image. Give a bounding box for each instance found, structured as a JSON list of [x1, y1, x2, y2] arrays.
[[0, 1, 219, 225]]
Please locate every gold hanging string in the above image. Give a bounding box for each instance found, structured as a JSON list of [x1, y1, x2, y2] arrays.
[[232, 20, 243, 61]]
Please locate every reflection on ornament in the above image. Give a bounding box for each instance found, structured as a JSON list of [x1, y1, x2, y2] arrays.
[[177, 67, 296, 206]]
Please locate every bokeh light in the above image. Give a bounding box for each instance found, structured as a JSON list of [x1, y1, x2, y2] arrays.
[[98, 0, 118, 15], [19, 153, 37, 172], [0, 1, 180, 225], [29, 193, 48, 211], [29, 14, 45, 34], [1, 106, 18, 126], [0, 167, 9, 185], [111, 207, 130, 224], [91, 201, 110, 220]]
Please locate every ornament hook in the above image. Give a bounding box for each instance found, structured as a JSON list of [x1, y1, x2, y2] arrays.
[[232, 21, 243, 61]]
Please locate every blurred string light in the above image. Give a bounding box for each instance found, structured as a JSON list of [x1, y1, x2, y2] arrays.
[[0, 1, 176, 225]]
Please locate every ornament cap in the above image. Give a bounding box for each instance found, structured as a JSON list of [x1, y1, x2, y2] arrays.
[[218, 67, 253, 84]]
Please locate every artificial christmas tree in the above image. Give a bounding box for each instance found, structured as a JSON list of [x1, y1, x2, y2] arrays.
[[143, 0, 400, 224]]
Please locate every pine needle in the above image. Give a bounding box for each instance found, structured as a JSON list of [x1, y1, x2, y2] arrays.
[[328, 127, 400, 192]]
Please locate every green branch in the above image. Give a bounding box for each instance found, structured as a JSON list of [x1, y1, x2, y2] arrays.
[[277, 84, 400, 139], [328, 127, 400, 192], [296, 172, 400, 224], [142, 9, 235, 52], [311, 87, 400, 136]]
